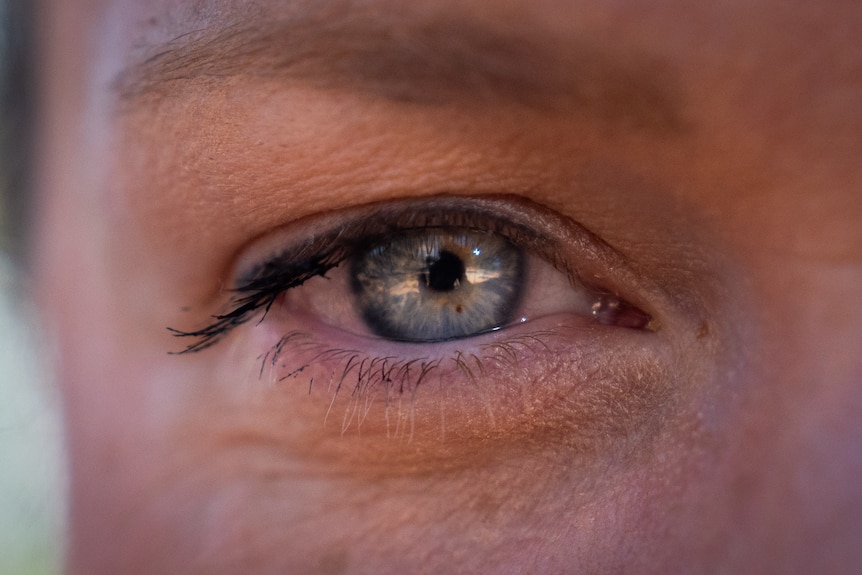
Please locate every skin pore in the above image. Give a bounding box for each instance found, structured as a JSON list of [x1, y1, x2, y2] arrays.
[[36, 0, 861, 573]]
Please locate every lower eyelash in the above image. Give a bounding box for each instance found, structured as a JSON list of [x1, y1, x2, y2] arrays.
[[257, 330, 558, 440]]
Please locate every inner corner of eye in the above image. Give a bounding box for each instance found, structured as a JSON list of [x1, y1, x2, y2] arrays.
[[589, 293, 655, 331]]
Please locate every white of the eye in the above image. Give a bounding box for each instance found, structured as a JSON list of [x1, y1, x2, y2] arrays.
[[516, 256, 596, 319]]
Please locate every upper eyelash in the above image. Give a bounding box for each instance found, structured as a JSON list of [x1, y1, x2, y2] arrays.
[[168, 249, 345, 353]]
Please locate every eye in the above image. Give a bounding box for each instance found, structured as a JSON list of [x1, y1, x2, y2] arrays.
[[168, 195, 661, 452], [285, 224, 600, 347], [169, 195, 653, 353], [351, 228, 525, 342]]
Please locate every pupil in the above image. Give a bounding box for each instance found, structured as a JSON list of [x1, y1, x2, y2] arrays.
[[424, 251, 466, 292]]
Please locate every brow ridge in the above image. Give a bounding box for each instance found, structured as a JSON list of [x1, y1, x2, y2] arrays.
[[115, 4, 684, 131]]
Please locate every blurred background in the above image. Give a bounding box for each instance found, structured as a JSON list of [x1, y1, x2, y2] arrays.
[[1, 1, 66, 573]]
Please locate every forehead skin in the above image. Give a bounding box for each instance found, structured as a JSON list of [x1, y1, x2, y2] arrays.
[[37, 0, 862, 573]]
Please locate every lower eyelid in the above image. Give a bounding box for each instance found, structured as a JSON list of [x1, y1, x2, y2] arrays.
[[240, 310, 671, 475]]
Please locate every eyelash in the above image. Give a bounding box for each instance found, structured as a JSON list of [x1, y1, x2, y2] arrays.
[[256, 328, 562, 438], [167, 246, 342, 353]]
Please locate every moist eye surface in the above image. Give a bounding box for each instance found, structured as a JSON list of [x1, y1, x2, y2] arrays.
[[350, 228, 525, 342]]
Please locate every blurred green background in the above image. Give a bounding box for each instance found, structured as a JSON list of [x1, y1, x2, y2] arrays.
[[1, 1, 65, 573]]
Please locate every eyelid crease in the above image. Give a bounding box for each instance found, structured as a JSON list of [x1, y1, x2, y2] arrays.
[[168, 194, 658, 353]]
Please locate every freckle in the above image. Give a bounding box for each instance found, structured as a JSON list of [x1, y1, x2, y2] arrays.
[[456, 305, 463, 313], [697, 322, 710, 339]]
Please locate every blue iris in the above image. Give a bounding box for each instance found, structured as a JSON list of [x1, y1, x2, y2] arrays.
[[350, 228, 524, 342]]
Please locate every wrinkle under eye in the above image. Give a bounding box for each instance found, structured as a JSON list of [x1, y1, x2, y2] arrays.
[[351, 228, 524, 342]]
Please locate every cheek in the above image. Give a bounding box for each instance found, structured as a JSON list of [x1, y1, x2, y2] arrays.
[[56, 239, 735, 575], [61, 321, 676, 572]]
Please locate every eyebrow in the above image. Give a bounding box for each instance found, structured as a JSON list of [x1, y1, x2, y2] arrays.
[[115, 3, 683, 131]]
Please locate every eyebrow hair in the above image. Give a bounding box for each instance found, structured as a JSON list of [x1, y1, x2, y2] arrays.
[[115, 3, 684, 131]]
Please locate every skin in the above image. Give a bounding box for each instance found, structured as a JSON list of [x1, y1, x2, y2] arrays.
[[35, 0, 861, 573]]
